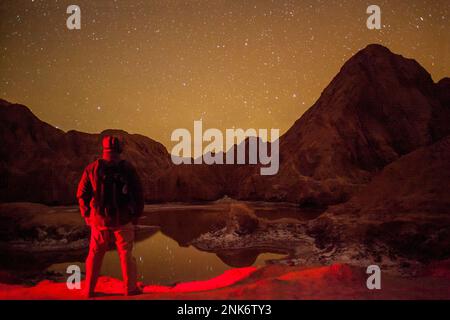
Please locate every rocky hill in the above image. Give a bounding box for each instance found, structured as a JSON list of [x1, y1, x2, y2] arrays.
[[234, 44, 450, 205]]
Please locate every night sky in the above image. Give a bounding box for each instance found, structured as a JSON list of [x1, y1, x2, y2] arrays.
[[1, 0, 449, 148]]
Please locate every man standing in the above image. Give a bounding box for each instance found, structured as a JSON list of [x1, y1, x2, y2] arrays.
[[77, 135, 145, 298]]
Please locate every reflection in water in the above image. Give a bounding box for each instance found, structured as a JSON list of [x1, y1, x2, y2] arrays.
[[31, 202, 320, 285], [216, 250, 260, 268], [48, 231, 285, 285]]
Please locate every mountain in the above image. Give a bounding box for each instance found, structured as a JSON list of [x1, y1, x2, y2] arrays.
[[232, 44, 450, 205], [0, 100, 173, 203], [0, 44, 449, 205]]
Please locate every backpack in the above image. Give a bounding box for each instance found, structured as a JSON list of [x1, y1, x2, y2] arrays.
[[97, 160, 134, 219]]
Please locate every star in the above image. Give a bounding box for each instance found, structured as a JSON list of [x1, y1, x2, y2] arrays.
[[0, 0, 447, 149]]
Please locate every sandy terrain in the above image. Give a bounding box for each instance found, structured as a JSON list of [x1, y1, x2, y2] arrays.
[[1, 263, 449, 300]]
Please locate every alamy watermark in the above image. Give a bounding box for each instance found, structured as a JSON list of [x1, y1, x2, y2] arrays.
[[366, 265, 381, 290], [367, 5, 382, 30], [170, 120, 279, 176], [66, 5, 81, 30], [66, 4, 381, 31], [66, 264, 81, 290]]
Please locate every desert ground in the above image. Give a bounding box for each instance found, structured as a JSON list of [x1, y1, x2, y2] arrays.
[[0, 200, 449, 300]]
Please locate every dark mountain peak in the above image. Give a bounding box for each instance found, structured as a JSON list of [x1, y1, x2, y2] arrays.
[[354, 43, 393, 57], [336, 43, 433, 89], [346, 43, 408, 67], [311, 43, 436, 114], [0, 99, 36, 120], [0, 99, 63, 137]]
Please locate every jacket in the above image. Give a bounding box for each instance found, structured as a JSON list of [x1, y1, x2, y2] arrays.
[[77, 159, 144, 228]]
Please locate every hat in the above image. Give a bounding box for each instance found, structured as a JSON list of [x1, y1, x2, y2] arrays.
[[102, 135, 122, 154]]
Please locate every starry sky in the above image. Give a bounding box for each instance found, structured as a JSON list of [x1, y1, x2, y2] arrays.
[[0, 0, 449, 148]]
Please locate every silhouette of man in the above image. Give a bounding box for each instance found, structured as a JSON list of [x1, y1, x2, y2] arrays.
[[77, 135, 144, 297]]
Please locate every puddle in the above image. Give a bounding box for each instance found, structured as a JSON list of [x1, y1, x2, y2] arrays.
[[48, 231, 285, 285], [3, 202, 321, 285]]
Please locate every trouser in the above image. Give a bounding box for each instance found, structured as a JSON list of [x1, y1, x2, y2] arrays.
[[85, 223, 137, 294]]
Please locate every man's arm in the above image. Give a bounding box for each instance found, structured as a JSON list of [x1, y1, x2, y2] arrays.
[[77, 167, 93, 222]]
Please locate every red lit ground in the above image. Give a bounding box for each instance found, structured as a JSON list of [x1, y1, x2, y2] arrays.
[[1, 263, 450, 300]]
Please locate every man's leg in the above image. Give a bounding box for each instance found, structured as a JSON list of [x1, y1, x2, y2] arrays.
[[114, 223, 138, 295], [85, 227, 109, 296]]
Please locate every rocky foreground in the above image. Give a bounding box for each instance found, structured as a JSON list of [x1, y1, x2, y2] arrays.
[[0, 199, 449, 299], [1, 262, 449, 300]]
